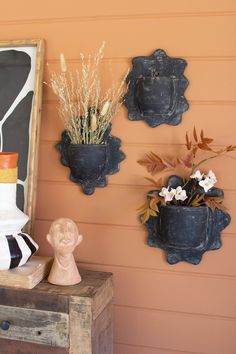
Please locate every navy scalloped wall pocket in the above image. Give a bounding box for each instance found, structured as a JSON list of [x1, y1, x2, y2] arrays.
[[124, 49, 189, 127], [56, 126, 125, 195]]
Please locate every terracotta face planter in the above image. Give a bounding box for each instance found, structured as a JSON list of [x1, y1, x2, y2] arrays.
[[56, 126, 125, 195], [0, 152, 38, 270]]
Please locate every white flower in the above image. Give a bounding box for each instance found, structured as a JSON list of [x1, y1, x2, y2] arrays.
[[159, 187, 176, 202], [199, 177, 215, 192], [174, 186, 188, 201], [190, 170, 203, 181], [190, 169, 217, 192], [206, 170, 217, 184], [198, 170, 217, 192]]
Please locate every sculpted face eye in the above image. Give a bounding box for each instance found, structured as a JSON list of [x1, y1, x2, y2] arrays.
[[66, 222, 76, 234], [54, 224, 62, 234]]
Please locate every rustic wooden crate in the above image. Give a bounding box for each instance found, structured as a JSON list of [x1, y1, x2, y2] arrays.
[[0, 269, 113, 354]]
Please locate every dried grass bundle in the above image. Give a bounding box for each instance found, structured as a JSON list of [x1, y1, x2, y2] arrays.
[[48, 42, 128, 144]]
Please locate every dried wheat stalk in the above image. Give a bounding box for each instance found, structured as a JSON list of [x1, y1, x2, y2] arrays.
[[48, 42, 128, 144]]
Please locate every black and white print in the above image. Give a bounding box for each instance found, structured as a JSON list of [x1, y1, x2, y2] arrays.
[[0, 46, 36, 211]]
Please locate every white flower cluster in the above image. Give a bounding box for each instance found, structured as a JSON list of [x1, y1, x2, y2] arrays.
[[190, 170, 217, 192], [159, 186, 187, 202]]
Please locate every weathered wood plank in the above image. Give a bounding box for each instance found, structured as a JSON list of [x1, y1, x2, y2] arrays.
[[0, 286, 69, 313], [35, 269, 112, 305], [0, 270, 113, 353], [39, 140, 236, 191], [68, 278, 113, 354], [2, 16, 236, 58], [36, 220, 236, 278], [36, 183, 236, 234], [92, 276, 113, 320], [92, 301, 113, 354], [0, 269, 112, 315], [0, 338, 69, 354], [69, 302, 92, 354], [0, 305, 69, 348], [41, 103, 236, 146], [1, 0, 236, 23]]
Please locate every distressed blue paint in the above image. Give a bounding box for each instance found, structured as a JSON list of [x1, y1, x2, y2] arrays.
[[56, 125, 125, 195], [124, 49, 189, 127], [143, 175, 231, 264]]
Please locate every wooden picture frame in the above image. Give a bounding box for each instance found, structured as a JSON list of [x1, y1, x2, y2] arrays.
[[0, 39, 45, 233]]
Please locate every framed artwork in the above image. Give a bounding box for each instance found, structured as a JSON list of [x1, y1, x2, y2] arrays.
[[0, 39, 45, 232]]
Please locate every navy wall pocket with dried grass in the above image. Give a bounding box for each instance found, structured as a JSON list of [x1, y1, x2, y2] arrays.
[[124, 49, 189, 127], [56, 125, 125, 195], [48, 44, 127, 195]]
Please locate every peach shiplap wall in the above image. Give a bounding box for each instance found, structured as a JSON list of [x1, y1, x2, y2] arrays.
[[1, 1, 236, 353]]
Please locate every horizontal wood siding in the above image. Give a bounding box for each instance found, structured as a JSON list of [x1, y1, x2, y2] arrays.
[[1, 1, 236, 353]]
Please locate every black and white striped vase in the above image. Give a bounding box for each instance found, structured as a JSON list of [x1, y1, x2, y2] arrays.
[[0, 152, 38, 270]]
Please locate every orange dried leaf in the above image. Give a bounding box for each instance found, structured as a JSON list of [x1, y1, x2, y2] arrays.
[[149, 209, 158, 217], [178, 153, 193, 168], [197, 143, 212, 151], [204, 197, 228, 213], [155, 177, 163, 187], [185, 132, 192, 150], [150, 152, 162, 160], [138, 153, 166, 175], [190, 194, 205, 206], [147, 193, 157, 197], [137, 202, 149, 213], [210, 197, 223, 201], [142, 209, 150, 224], [200, 129, 204, 141], [162, 157, 177, 169], [202, 137, 214, 144], [149, 199, 159, 212], [193, 126, 198, 142], [226, 145, 236, 152], [137, 209, 146, 216], [200, 129, 213, 144], [192, 145, 198, 157]]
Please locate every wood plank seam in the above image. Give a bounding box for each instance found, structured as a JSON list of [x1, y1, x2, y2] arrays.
[[1, 10, 236, 27], [77, 262, 236, 281], [114, 304, 236, 322], [114, 341, 205, 354]]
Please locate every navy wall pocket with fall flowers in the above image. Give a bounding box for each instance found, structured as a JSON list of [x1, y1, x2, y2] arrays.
[[138, 128, 235, 265]]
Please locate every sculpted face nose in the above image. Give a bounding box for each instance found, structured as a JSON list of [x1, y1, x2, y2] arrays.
[[61, 232, 71, 242]]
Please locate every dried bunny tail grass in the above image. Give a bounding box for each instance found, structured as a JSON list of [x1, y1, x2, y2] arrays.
[[90, 114, 97, 132], [100, 100, 110, 116], [89, 68, 129, 144], [48, 42, 128, 144], [60, 53, 67, 73]]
